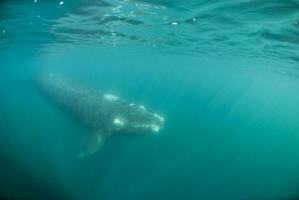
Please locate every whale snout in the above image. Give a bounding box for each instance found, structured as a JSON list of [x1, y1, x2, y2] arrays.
[[111, 103, 164, 135], [120, 111, 164, 135], [151, 113, 164, 133], [154, 113, 164, 122], [135, 112, 164, 134]]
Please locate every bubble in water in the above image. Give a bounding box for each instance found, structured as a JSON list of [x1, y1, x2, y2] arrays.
[[171, 21, 178, 25], [34, 0, 38, 3], [59, 1, 64, 5], [2, 30, 5, 34]]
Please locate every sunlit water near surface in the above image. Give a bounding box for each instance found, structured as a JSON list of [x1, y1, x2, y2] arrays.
[[1, 0, 299, 199]]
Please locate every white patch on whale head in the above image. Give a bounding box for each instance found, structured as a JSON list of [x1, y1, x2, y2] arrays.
[[151, 124, 160, 132], [104, 94, 119, 101], [113, 117, 125, 129], [139, 105, 146, 111], [154, 114, 164, 122]]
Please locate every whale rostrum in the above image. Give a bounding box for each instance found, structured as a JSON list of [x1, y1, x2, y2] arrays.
[[36, 73, 164, 157]]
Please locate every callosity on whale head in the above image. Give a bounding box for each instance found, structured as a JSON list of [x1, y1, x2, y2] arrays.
[[112, 103, 164, 135]]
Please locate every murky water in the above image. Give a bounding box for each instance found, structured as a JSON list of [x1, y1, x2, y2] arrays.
[[1, 1, 299, 199]]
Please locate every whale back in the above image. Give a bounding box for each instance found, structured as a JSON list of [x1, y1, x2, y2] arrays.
[[36, 73, 114, 130]]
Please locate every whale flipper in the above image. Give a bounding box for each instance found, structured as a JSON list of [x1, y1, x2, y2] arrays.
[[79, 130, 107, 158]]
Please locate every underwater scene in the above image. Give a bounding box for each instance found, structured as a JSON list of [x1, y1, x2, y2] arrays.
[[1, 0, 299, 199]]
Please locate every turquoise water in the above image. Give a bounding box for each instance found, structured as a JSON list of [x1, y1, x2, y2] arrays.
[[1, 0, 299, 199]]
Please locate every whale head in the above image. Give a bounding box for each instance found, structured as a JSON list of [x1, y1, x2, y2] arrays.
[[112, 104, 164, 135]]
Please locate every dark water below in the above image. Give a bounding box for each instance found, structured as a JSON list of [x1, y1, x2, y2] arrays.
[[1, 1, 299, 199]]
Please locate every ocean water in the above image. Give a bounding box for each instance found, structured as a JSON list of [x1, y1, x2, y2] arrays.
[[1, 0, 299, 199]]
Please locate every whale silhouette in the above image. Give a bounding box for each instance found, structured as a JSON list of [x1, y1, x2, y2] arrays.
[[35, 73, 164, 157]]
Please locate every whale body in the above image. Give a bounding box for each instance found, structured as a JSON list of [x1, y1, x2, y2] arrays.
[[35, 73, 164, 157]]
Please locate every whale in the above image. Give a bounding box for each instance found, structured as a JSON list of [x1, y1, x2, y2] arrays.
[[35, 73, 164, 157]]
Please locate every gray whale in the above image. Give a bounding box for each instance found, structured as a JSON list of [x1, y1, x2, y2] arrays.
[[36, 73, 164, 157]]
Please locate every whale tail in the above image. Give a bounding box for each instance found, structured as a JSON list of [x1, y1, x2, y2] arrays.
[[78, 130, 108, 158]]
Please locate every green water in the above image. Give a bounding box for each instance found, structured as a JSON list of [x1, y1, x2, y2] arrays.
[[1, 1, 299, 199]]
